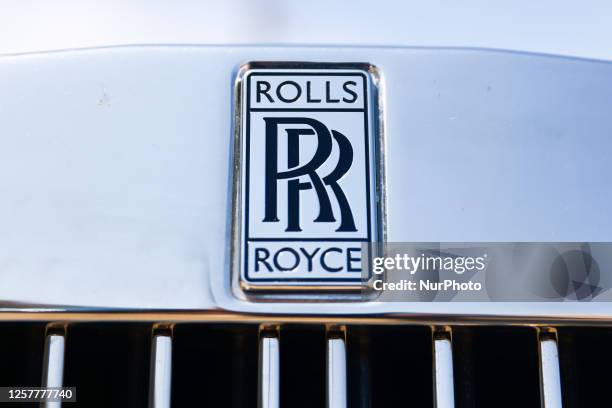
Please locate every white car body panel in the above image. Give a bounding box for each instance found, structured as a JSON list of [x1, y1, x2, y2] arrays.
[[1, 46, 611, 318]]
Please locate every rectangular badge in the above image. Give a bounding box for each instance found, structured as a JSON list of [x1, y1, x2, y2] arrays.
[[233, 62, 384, 293]]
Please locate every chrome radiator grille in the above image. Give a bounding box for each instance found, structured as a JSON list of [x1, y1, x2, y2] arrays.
[[2, 319, 610, 407]]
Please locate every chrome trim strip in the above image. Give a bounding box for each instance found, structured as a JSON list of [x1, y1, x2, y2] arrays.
[[433, 331, 455, 408], [149, 334, 172, 408], [259, 332, 280, 408], [41, 333, 65, 408], [327, 333, 347, 408], [1, 311, 612, 326], [539, 330, 563, 408]]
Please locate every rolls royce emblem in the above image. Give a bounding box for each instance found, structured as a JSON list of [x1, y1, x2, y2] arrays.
[[233, 62, 384, 293], [263, 117, 356, 233]]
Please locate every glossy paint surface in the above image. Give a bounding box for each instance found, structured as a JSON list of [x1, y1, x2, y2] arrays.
[[0, 46, 611, 318]]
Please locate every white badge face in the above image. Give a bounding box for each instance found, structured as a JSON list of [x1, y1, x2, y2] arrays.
[[233, 62, 384, 293]]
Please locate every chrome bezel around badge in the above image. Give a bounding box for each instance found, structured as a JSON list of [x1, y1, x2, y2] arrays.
[[230, 61, 387, 300]]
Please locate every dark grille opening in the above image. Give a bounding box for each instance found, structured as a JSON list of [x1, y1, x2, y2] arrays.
[[557, 327, 612, 407], [0, 323, 46, 408], [452, 326, 541, 408], [0, 319, 587, 407], [63, 323, 151, 408], [279, 325, 326, 408], [171, 324, 258, 408], [347, 326, 371, 408], [347, 325, 434, 408]]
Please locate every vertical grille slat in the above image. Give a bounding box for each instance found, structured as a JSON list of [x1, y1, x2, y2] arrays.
[[41, 329, 66, 408], [433, 331, 455, 408], [42, 334, 66, 388], [259, 330, 280, 408], [148, 333, 172, 408], [538, 329, 562, 408], [327, 331, 348, 408]]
